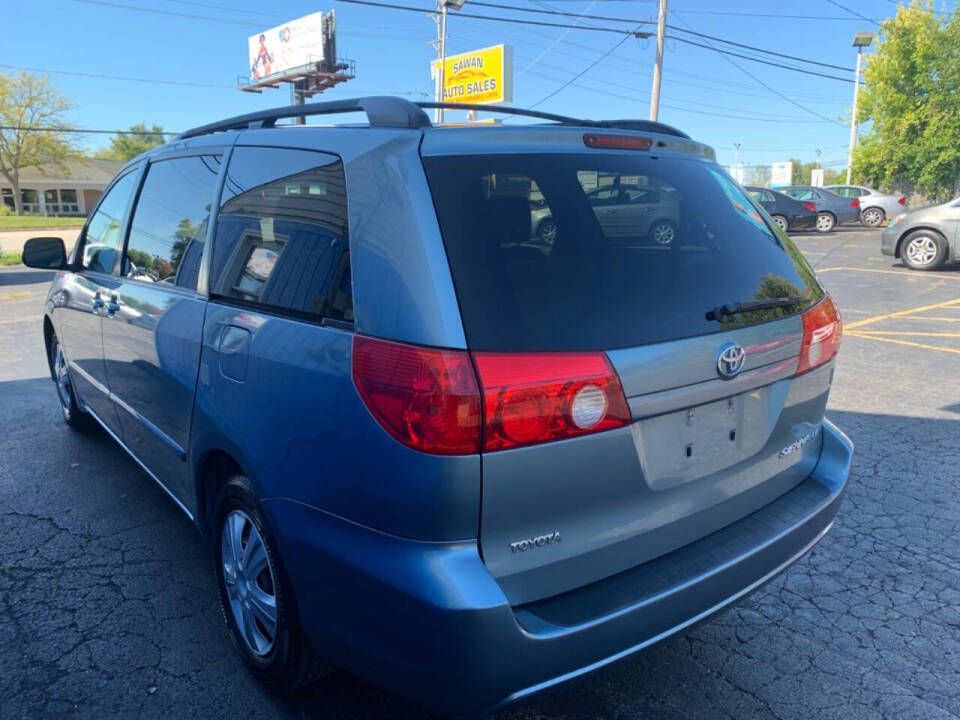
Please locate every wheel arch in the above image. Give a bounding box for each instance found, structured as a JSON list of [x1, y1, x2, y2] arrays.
[[42, 315, 56, 379], [194, 445, 254, 540]]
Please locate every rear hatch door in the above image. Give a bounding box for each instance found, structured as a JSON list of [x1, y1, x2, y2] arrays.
[[423, 140, 832, 605]]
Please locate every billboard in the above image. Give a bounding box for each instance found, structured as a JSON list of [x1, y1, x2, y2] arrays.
[[771, 161, 793, 188], [249, 11, 327, 80], [431, 45, 513, 105]]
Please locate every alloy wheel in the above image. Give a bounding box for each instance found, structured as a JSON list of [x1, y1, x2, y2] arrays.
[[816, 213, 835, 232], [53, 343, 73, 420], [652, 222, 675, 245], [221, 510, 278, 657], [905, 236, 938, 266], [771, 215, 788, 232], [539, 221, 558, 245], [862, 208, 884, 227]]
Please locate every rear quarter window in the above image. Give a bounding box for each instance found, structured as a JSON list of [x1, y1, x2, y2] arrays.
[[210, 147, 353, 323]]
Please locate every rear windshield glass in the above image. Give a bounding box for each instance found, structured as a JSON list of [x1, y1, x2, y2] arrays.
[[423, 153, 823, 351]]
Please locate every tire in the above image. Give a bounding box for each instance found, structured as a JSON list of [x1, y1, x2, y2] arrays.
[[649, 220, 676, 246], [537, 219, 558, 246], [770, 214, 789, 232], [861, 206, 885, 227], [50, 334, 94, 431], [213, 475, 326, 690], [816, 212, 836, 233], [900, 229, 948, 271]]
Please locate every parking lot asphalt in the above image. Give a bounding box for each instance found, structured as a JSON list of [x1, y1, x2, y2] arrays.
[[1, 226, 959, 720]]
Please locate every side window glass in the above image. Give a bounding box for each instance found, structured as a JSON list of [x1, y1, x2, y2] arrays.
[[82, 170, 138, 274], [124, 155, 221, 289], [210, 148, 352, 322]]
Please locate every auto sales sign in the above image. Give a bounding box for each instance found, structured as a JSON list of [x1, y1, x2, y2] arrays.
[[431, 45, 513, 105]]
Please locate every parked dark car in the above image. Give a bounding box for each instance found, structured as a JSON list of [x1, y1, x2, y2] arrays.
[[779, 185, 860, 232], [881, 197, 960, 270], [21, 98, 852, 718], [745, 186, 818, 232]]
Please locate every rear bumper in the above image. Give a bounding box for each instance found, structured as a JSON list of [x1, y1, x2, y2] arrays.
[[263, 420, 853, 717]]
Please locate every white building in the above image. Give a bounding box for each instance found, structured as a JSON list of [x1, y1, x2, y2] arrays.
[[1, 158, 125, 216]]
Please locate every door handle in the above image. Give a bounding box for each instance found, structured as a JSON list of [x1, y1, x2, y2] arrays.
[[92, 291, 105, 313], [106, 293, 121, 317]]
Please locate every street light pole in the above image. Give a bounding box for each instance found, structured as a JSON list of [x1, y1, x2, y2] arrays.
[[847, 32, 873, 184], [434, 0, 467, 125], [438, 2, 448, 124], [649, 0, 667, 121]]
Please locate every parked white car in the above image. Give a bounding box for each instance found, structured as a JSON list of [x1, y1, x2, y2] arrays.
[[825, 185, 907, 228]]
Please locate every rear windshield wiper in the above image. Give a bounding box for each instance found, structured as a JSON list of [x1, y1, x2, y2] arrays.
[[706, 296, 811, 322]]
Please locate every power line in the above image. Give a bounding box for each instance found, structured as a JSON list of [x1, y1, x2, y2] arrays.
[[666, 36, 857, 83], [0, 125, 180, 136], [457, 0, 855, 72], [336, 0, 652, 35], [341, 0, 859, 83], [665, 26, 853, 72], [1, 64, 431, 97], [529, 32, 637, 108], [823, 0, 881, 26], [0, 64, 234, 90], [667, 12, 848, 128], [673, 9, 882, 21]]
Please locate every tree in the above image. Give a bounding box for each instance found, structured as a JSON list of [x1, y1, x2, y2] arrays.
[[95, 123, 166, 161], [853, 1, 960, 200], [0, 71, 75, 215]]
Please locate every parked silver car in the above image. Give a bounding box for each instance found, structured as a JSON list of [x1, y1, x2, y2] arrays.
[[826, 185, 907, 228], [881, 197, 960, 270], [532, 184, 680, 246]]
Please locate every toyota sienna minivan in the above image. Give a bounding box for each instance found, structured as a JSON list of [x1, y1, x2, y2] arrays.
[[22, 97, 853, 717]]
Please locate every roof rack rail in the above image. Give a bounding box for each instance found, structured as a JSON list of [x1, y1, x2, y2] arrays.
[[415, 102, 690, 139], [175, 95, 691, 142], [176, 96, 432, 140]]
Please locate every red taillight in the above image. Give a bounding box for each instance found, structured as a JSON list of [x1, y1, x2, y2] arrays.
[[352, 336, 481, 455], [850, 198, 860, 208], [803, 202, 816, 212], [472, 352, 630, 451], [583, 134, 653, 151], [898, 196, 906, 205], [795, 296, 842, 376]]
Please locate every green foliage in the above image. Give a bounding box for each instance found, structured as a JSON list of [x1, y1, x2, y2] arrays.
[[95, 123, 166, 161], [126, 248, 153, 269], [0, 215, 85, 229], [853, 1, 960, 200], [788, 158, 843, 186], [0, 71, 76, 215], [0, 252, 23, 266]]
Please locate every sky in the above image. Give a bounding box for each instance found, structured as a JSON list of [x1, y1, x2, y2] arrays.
[[5, 0, 924, 170]]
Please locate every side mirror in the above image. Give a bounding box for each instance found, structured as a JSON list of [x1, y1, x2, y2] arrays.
[[21, 237, 67, 270]]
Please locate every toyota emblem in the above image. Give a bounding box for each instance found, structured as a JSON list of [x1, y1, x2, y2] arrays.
[[716, 343, 746, 379]]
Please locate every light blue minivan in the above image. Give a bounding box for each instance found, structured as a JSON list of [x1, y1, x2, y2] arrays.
[[23, 98, 852, 717]]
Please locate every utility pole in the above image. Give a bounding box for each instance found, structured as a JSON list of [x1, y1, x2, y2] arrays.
[[847, 32, 873, 184], [649, 0, 667, 122]]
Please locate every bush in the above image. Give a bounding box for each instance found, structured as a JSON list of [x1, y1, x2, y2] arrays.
[[0, 205, 13, 216]]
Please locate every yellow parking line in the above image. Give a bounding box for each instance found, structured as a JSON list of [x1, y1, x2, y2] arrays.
[[846, 332, 960, 356], [817, 266, 960, 280], [892, 316, 960, 322], [844, 297, 960, 330], [851, 330, 960, 338]]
